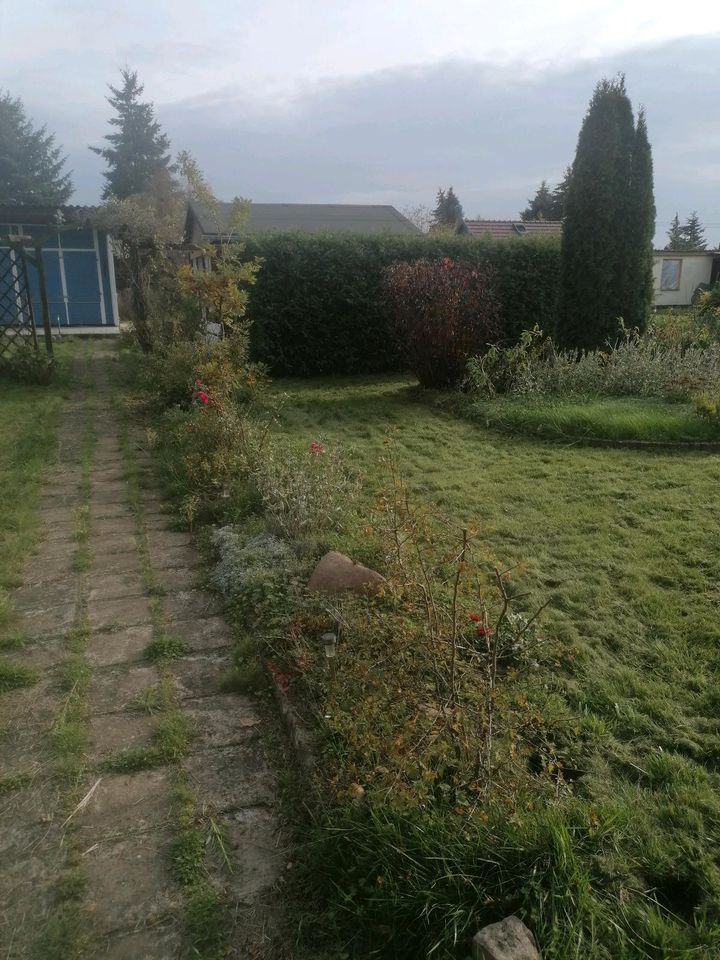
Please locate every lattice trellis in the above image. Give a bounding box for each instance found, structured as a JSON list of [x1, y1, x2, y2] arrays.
[[0, 244, 38, 363]]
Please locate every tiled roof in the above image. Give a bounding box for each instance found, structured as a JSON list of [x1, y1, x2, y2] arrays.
[[188, 202, 420, 237], [464, 219, 563, 239]]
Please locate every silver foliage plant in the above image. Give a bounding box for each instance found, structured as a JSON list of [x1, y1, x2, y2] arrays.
[[466, 328, 720, 402]]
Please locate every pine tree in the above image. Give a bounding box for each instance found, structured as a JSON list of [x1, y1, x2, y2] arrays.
[[431, 186, 464, 230], [557, 76, 648, 349], [551, 166, 572, 219], [682, 211, 706, 249], [91, 69, 172, 199], [0, 91, 73, 205], [666, 213, 684, 250], [520, 180, 554, 221], [622, 108, 655, 331]]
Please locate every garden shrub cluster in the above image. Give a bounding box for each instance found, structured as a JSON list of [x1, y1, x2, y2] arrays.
[[243, 232, 560, 375], [383, 257, 501, 388], [466, 326, 720, 403]]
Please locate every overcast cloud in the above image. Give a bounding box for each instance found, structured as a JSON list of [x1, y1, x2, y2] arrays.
[[2, 1, 719, 245]]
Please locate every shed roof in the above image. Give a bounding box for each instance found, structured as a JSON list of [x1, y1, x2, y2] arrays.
[[187, 202, 420, 237], [464, 219, 563, 239], [0, 205, 99, 226]]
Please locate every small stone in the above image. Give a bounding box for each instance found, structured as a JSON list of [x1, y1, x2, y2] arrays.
[[306, 551, 386, 594], [472, 916, 541, 960]]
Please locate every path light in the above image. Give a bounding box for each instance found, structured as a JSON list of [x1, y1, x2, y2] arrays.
[[322, 631, 337, 667]]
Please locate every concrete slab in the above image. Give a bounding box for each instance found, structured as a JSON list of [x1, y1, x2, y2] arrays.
[[164, 616, 233, 653], [87, 595, 151, 632], [89, 665, 160, 714], [86, 624, 153, 668], [183, 695, 262, 750], [91, 713, 154, 756], [184, 743, 276, 812]]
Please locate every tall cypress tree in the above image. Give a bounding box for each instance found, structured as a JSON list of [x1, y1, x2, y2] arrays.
[[557, 77, 650, 348], [0, 91, 73, 204], [622, 108, 655, 331], [91, 69, 171, 199]]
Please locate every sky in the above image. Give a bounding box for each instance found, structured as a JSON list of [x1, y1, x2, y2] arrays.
[[2, 0, 720, 245]]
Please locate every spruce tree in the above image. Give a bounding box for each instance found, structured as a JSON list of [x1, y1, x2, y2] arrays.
[[622, 109, 655, 331], [91, 69, 172, 199], [666, 213, 684, 250], [431, 186, 464, 229], [520, 180, 554, 221], [0, 91, 73, 205], [557, 76, 649, 349], [551, 166, 572, 219], [682, 211, 706, 249]]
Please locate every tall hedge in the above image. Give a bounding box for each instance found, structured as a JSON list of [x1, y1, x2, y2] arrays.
[[243, 233, 560, 376]]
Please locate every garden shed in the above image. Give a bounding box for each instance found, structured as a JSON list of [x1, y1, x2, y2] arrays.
[[0, 206, 119, 333], [652, 250, 720, 307]]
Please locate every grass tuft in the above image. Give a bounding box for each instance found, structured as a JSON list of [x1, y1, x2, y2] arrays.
[[0, 657, 39, 692]]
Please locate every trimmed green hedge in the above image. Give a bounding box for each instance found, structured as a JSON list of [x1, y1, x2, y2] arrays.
[[244, 233, 560, 376]]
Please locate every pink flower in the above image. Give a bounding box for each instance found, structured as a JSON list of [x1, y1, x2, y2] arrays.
[[194, 390, 209, 405]]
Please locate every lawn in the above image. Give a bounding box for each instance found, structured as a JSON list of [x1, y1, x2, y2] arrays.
[[272, 375, 720, 958], [0, 345, 76, 630], [463, 395, 720, 443]]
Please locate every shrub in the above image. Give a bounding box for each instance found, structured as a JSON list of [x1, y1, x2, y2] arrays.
[[0, 349, 56, 384], [255, 438, 357, 540], [466, 330, 720, 402], [141, 332, 266, 411], [243, 233, 560, 375], [384, 257, 501, 388], [208, 527, 299, 630]]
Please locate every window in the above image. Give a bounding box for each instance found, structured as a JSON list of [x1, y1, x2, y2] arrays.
[[660, 258, 682, 291]]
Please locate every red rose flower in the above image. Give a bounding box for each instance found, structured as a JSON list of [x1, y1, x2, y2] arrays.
[[468, 613, 482, 622]]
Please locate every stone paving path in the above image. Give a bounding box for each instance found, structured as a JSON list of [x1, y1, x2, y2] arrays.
[[0, 344, 285, 958]]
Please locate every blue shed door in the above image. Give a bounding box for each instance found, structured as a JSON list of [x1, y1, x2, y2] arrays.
[[25, 229, 112, 327]]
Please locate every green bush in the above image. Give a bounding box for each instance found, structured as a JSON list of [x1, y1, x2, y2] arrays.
[[243, 233, 560, 375]]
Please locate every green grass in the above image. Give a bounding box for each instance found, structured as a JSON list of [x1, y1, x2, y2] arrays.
[[0, 347, 75, 628], [100, 713, 193, 773], [271, 374, 720, 959], [0, 656, 39, 691], [144, 632, 188, 662], [463, 395, 720, 443]]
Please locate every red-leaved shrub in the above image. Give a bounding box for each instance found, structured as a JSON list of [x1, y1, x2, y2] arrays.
[[383, 257, 501, 388]]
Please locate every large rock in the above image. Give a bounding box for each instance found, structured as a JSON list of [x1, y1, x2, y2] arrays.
[[306, 551, 386, 594], [472, 916, 540, 960]]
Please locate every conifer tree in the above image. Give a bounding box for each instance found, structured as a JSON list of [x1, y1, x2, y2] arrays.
[[557, 76, 653, 348], [91, 69, 172, 199], [431, 186, 464, 230], [682, 211, 706, 249], [0, 91, 73, 204], [520, 180, 554, 221], [666, 213, 684, 250], [622, 108, 655, 331]]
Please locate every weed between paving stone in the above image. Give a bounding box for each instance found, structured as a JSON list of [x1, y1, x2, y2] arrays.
[[36, 341, 97, 960], [114, 367, 233, 960], [0, 657, 38, 691], [0, 769, 32, 795]]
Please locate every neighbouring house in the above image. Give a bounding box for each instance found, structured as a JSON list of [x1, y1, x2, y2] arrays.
[[464, 218, 720, 307], [652, 250, 720, 307], [462, 219, 563, 240], [184, 201, 420, 245], [0, 206, 119, 333]]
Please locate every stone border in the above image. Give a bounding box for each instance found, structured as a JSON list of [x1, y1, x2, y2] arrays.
[[270, 675, 316, 776]]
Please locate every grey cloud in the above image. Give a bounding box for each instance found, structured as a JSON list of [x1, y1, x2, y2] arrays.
[[60, 35, 720, 244]]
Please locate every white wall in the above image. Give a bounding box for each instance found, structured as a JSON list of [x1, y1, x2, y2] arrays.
[[652, 253, 714, 306]]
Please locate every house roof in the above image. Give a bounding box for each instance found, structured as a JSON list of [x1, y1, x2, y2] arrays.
[[463, 219, 563, 239], [0, 205, 99, 225], [187, 201, 420, 237]]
